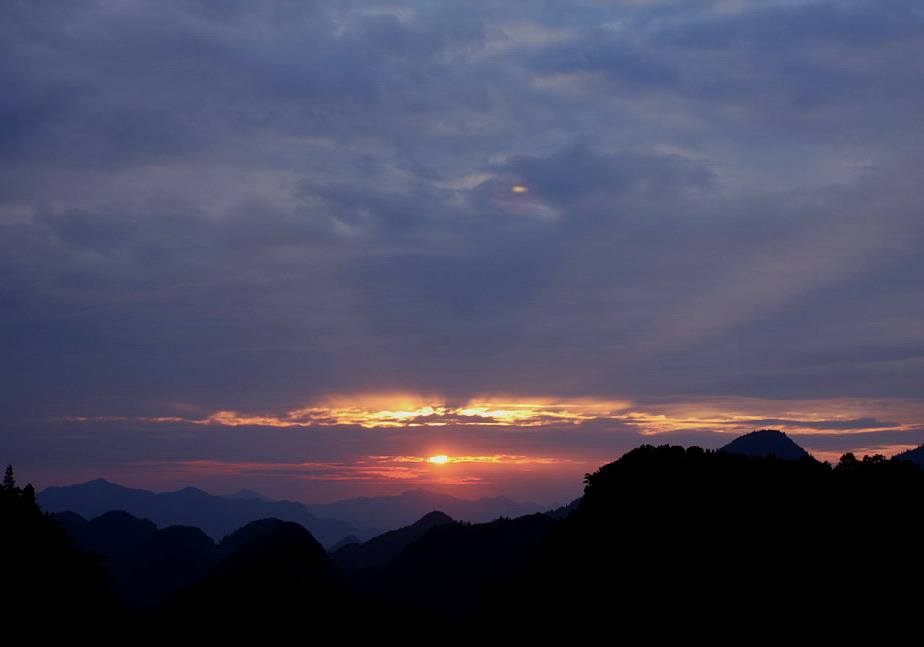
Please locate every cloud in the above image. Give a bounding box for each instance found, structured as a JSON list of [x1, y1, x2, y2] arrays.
[[3, 1, 924, 500]]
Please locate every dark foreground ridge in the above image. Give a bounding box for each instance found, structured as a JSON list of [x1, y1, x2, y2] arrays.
[[7, 434, 924, 640], [476, 444, 924, 640]]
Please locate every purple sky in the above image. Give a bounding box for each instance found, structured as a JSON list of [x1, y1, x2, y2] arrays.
[[2, 1, 923, 506]]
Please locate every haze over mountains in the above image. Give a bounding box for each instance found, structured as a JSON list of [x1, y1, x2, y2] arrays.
[[39, 429, 829, 547], [12, 429, 924, 641], [303, 488, 541, 530], [38, 479, 546, 545], [39, 479, 359, 547]]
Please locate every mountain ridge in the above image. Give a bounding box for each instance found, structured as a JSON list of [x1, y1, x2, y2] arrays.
[[39, 479, 358, 548], [38, 480, 544, 544]]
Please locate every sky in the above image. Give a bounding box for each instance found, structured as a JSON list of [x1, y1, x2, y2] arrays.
[[2, 0, 924, 506]]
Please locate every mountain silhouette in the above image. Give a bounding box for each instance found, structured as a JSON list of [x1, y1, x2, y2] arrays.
[[59, 508, 218, 608], [50, 509, 89, 537], [893, 444, 924, 468], [305, 488, 542, 533], [116, 524, 216, 608], [352, 512, 557, 619], [544, 497, 581, 520], [202, 520, 331, 581], [20, 446, 924, 640], [39, 478, 359, 547], [40, 479, 543, 542], [718, 428, 810, 460], [156, 520, 386, 639], [218, 517, 286, 551], [222, 488, 271, 502], [331, 510, 454, 571], [328, 534, 361, 552], [74, 509, 158, 558]]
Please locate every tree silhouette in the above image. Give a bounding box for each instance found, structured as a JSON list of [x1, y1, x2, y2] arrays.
[[836, 452, 859, 470], [1, 463, 123, 633], [3, 464, 15, 491]]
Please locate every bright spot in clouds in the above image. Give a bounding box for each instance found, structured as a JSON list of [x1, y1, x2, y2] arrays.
[[428, 455, 449, 464], [511, 185, 529, 193], [59, 394, 924, 446]]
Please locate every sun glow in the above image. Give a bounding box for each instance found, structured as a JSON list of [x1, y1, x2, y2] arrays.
[[159, 395, 634, 429], [58, 395, 924, 448], [428, 455, 449, 464]]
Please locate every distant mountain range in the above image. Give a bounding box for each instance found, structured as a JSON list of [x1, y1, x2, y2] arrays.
[[38, 479, 359, 547], [38, 429, 814, 549], [303, 487, 543, 530], [19, 432, 924, 638], [38, 480, 544, 546]]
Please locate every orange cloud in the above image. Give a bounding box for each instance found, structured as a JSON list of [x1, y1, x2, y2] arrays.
[[622, 397, 924, 436], [57, 394, 924, 460], [57, 394, 633, 428]]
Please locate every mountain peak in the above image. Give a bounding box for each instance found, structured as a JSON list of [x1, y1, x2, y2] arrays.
[[172, 486, 210, 496], [79, 478, 126, 489], [719, 429, 810, 461], [224, 489, 268, 501], [44, 478, 141, 495], [412, 510, 454, 527]]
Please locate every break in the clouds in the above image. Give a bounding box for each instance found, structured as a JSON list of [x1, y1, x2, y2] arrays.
[[2, 1, 924, 501]]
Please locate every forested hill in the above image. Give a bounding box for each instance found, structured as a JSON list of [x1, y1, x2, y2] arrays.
[[477, 445, 924, 640]]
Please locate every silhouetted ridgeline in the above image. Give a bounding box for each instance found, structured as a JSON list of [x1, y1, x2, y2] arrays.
[[38, 479, 544, 543], [331, 510, 454, 571], [475, 445, 924, 640], [343, 512, 557, 620], [8, 436, 924, 638], [303, 487, 542, 530], [60, 509, 228, 609], [153, 518, 446, 639], [38, 478, 361, 546]]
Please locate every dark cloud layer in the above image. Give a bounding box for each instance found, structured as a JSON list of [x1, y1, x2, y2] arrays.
[[3, 1, 924, 500]]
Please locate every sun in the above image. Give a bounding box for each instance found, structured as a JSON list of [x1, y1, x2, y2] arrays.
[[428, 455, 449, 464]]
